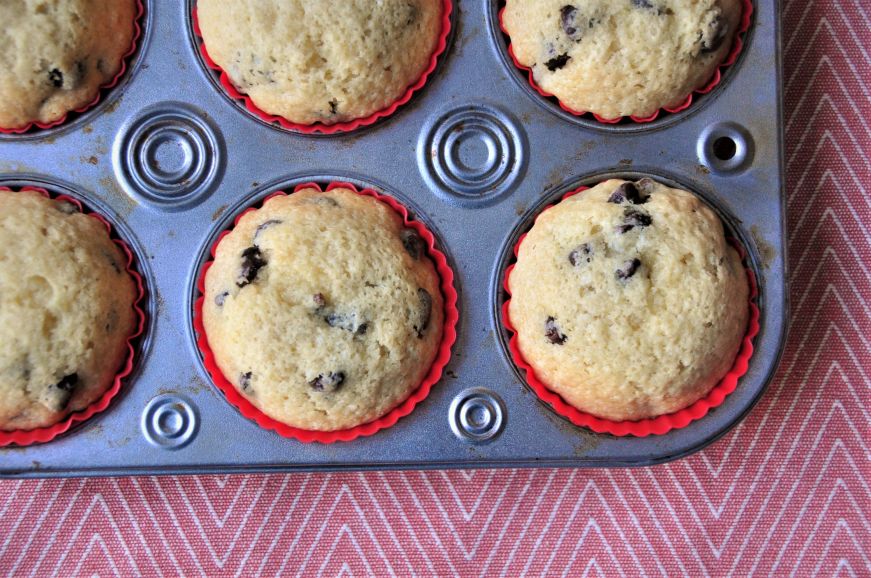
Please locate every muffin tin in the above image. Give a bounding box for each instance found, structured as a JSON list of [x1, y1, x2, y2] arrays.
[[0, 0, 786, 477]]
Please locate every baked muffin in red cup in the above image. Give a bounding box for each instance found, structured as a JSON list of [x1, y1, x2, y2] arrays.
[[0, 0, 143, 133], [0, 187, 145, 446], [193, 0, 452, 134], [503, 178, 759, 436], [194, 182, 458, 442], [500, 0, 752, 123]]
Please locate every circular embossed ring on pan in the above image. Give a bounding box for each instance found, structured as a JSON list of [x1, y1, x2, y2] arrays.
[[448, 388, 506, 443], [114, 102, 224, 211], [418, 104, 526, 207], [141, 394, 198, 449]]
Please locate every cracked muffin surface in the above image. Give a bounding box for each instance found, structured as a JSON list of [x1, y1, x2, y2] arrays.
[[502, 0, 741, 119], [0, 0, 137, 129], [197, 0, 443, 125], [508, 179, 749, 421], [0, 191, 136, 431], [202, 188, 444, 431]]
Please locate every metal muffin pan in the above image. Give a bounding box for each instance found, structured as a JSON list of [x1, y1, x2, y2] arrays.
[[0, 0, 785, 477]]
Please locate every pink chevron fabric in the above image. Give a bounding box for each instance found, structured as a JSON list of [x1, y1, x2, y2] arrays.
[[1, 0, 869, 575]]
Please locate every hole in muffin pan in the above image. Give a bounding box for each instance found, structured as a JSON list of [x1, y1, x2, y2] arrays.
[[698, 122, 755, 173], [185, 174, 460, 442], [491, 170, 763, 434], [0, 0, 152, 142], [713, 136, 738, 160], [487, 0, 755, 133], [0, 176, 154, 443], [184, 0, 458, 136]]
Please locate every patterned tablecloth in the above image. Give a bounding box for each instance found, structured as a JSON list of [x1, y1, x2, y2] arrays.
[[1, 0, 869, 576]]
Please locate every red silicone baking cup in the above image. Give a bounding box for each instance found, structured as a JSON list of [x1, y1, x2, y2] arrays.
[[0, 186, 146, 446], [0, 0, 144, 134], [191, 0, 452, 135], [498, 0, 753, 124], [501, 184, 760, 437], [193, 182, 459, 443]]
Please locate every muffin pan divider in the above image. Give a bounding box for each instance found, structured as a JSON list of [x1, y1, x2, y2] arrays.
[[0, 0, 786, 476]]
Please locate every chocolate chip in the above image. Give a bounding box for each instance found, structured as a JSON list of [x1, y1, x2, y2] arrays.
[[315, 295, 369, 335], [701, 15, 728, 53], [414, 288, 432, 338], [616, 258, 642, 280], [617, 207, 653, 233], [625, 207, 653, 225], [631, 0, 673, 15], [236, 246, 266, 287], [253, 219, 282, 244], [239, 371, 253, 391], [215, 291, 229, 307], [400, 228, 426, 261], [309, 371, 345, 393], [608, 182, 649, 205], [48, 68, 63, 88], [568, 243, 593, 266], [312, 293, 326, 309], [50, 373, 78, 411], [544, 317, 567, 345], [325, 312, 369, 336], [608, 188, 627, 204], [56, 373, 78, 392], [325, 313, 348, 330], [328, 98, 338, 115], [560, 5, 582, 41], [545, 53, 571, 71]]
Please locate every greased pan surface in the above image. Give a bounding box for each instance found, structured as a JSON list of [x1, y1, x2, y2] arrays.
[[0, 0, 785, 477]]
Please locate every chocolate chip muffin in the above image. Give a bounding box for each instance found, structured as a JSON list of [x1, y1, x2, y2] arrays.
[[196, 0, 443, 125], [0, 191, 136, 431], [502, 0, 742, 119], [508, 178, 749, 421], [202, 187, 444, 431], [0, 0, 137, 129]]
